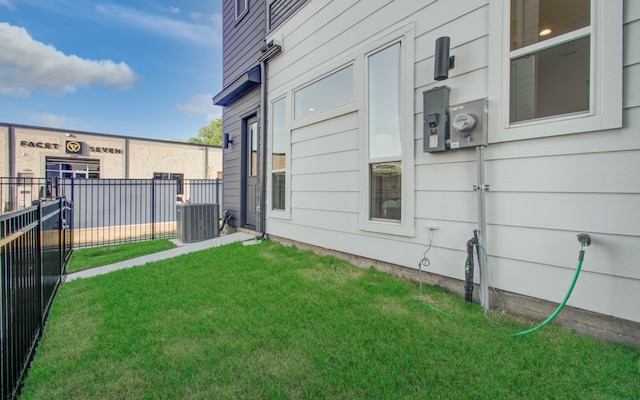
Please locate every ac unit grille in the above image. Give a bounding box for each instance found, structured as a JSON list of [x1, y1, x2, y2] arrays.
[[176, 204, 220, 243]]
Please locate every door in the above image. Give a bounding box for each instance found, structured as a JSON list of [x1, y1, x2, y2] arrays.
[[243, 116, 259, 228]]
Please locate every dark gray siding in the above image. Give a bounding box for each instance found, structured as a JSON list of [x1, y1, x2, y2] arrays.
[[219, 0, 308, 226], [222, 0, 266, 86], [221, 0, 266, 225], [269, 0, 308, 31], [222, 87, 261, 227]]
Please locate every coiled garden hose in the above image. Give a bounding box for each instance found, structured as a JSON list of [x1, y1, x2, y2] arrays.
[[509, 233, 592, 337]]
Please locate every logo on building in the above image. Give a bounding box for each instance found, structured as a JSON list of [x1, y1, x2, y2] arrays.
[[65, 140, 82, 154]]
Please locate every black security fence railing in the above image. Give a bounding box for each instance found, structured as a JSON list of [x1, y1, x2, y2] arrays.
[[1, 197, 73, 400], [0, 178, 54, 214], [1, 178, 223, 248], [57, 179, 222, 248]]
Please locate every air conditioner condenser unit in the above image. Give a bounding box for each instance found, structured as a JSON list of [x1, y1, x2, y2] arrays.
[[176, 203, 220, 243]]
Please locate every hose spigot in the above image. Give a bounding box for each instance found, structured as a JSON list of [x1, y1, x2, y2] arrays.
[[577, 233, 591, 261], [577, 233, 591, 247]]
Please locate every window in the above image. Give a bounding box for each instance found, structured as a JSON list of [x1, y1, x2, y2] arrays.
[[294, 65, 353, 119], [235, 0, 248, 20], [153, 172, 184, 194], [509, 0, 591, 123], [46, 158, 100, 180], [271, 97, 287, 210], [367, 42, 402, 222], [489, 0, 623, 141], [370, 162, 401, 220], [249, 120, 258, 177], [358, 25, 415, 237]]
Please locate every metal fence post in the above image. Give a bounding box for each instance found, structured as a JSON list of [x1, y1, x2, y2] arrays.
[[151, 180, 156, 240], [32, 200, 44, 328], [56, 197, 64, 275]]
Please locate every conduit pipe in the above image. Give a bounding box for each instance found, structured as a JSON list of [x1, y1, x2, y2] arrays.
[[475, 144, 489, 309]]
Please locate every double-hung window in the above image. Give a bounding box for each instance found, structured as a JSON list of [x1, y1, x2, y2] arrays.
[[360, 29, 415, 237], [368, 42, 402, 222], [271, 97, 288, 212], [489, 0, 623, 141]]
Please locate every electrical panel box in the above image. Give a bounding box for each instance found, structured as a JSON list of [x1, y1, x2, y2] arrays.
[[423, 86, 450, 153], [449, 98, 488, 149]]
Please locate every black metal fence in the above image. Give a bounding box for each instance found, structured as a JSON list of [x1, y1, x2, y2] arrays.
[[1, 178, 222, 248], [1, 198, 73, 400], [1, 178, 53, 214]]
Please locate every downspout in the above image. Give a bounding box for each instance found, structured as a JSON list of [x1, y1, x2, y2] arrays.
[[8, 125, 15, 178], [256, 60, 268, 240], [204, 146, 209, 179], [124, 138, 130, 178], [256, 41, 283, 240], [8, 125, 16, 209]]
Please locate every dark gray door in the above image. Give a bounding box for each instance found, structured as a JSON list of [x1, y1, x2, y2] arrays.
[[243, 116, 259, 228]]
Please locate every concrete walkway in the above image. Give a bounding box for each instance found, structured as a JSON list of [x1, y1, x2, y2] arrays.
[[65, 232, 256, 282]]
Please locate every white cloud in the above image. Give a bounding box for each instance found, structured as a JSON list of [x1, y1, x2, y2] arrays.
[[167, 6, 180, 14], [206, 110, 222, 122], [32, 113, 76, 128], [177, 94, 216, 116], [96, 4, 221, 46], [0, 22, 138, 96], [0, 0, 14, 9]]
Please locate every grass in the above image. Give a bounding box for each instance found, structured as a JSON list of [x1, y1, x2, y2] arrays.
[[21, 241, 639, 399], [66, 239, 177, 273]]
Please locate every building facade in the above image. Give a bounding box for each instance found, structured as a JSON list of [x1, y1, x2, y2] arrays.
[[213, 0, 307, 231], [1, 123, 222, 210], [218, 0, 640, 346]]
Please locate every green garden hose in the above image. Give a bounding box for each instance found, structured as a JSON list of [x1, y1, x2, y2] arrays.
[[417, 233, 592, 337], [509, 233, 591, 337]]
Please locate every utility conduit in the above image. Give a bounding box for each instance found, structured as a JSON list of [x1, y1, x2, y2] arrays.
[[417, 233, 592, 337]]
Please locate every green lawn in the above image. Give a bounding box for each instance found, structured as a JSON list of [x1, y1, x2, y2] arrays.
[[22, 241, 639, 399], [66, 239, 176, 273]]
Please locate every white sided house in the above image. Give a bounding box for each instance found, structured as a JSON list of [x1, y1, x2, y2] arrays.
[[258, 0, 639, 346]]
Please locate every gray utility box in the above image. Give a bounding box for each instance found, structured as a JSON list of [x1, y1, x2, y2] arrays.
[[449, 98, 488, 149], [176, 203, 219, 243]]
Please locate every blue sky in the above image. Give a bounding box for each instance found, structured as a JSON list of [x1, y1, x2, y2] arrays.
[[0, 0, 223, 141]]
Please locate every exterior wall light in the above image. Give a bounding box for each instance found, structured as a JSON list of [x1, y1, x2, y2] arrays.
[[434, 36, 455, 81], [223, 133, 233, 149]]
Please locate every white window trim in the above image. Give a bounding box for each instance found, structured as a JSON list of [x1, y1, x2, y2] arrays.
[[358, 25, 415, 237], [488, 0, 623, 143], [268, 95, 291, 220], [291, 62, 357, 129]]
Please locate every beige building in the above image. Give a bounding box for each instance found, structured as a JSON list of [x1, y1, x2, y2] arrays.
[[1, 123, 222, 210]]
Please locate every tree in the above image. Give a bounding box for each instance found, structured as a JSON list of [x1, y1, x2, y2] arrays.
[[188, 117, 222, 146]]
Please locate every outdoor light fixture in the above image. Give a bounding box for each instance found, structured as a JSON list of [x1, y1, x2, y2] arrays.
[[539, 28, 552, 36], [223, 133, 233, 149], [434, 36, 455, 81]]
